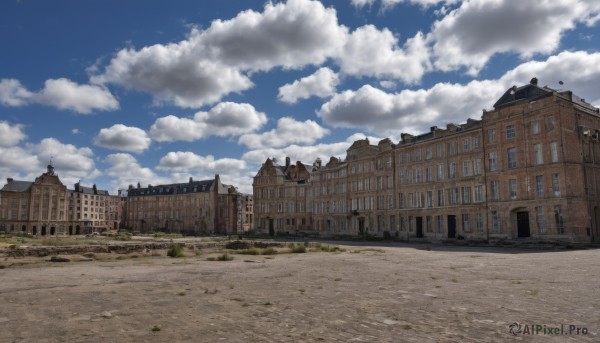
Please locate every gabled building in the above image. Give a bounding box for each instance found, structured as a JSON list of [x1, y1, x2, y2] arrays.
[[0, 165, 69, 235], [252, 80, 600, 242], [253, 157, 312, 235]]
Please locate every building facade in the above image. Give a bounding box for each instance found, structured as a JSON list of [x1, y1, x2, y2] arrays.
[[253, 80, 600, 242], [68, 182, 124, 234], [125, 175, 240, 235], [253, 157, 313, 235], [0, 165, 69, 235]]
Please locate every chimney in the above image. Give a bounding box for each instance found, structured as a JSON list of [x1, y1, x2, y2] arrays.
[[189, 176, 193, 183], [93, 184, 97, 194], [6, 178, 13, 183], [285, 157, 291, 169], [530, 77, 538, 85]]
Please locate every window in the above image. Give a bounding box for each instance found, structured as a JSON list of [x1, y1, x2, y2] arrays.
[[436, 215, 444, 234], [436, 144, 444, 158], [509, 179, 517, 199], [448, 142, 457, 156], [550, 142, 558, 162], [416, 168, 422, 183], [462, 214, 471, 232], [536, 175, 544, 197], [507, 148, 517, 168], [552, 173, 560, 197], [463, 138, 471, 152], [437, 190, 445, 207], [462, 160, 471, 177], [488, 128, 496, 144], [489, 151, 498, 171], [536, 206, 547, 233], [408, 193, 414, 208], [476, 213, 484, 233], [506, 124, 516, 139], [461, 187, 471, 204], [547, 116, 555, 131], [491, 180, 500, 201], [415, 149, 422, 161], [426, 167, 432, 182], [534, 144, 543, 165], [425, 147, 432, 160], [531, 120, 540, 134], [426, 191, 433, 208], [473, 135, 481, 149], [474, 158, 483, 175], [554, 205, 564, 234], [398, 193, 404, 209], [437, 164, 445, 180], [449, 188, 459, 205], [492, 210, 500, 233], [474, 185, 484, 203], [449, 162, 456, 178]]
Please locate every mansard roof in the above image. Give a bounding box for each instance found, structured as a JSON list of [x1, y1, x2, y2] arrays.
[[128, 179, 214, 197], [1, 180, 33, 192], [493, 80, 553, 109]]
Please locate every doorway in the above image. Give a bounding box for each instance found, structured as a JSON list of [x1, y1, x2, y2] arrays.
[[416, 217, 424, 238], [41, 226, 47, 236], [358, 217, 365, 235], [517, 211, 530, 237], [268, 219, 274, 236], [447, 215, 456, 238]]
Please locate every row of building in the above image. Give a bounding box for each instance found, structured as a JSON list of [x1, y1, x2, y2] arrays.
[[253, 79, 600, 242], [0, 165, 254, 236]]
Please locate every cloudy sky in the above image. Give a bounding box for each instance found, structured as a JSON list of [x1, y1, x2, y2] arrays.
[[1, 0, 599, 194]]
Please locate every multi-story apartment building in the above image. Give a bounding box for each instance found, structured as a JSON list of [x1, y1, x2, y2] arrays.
[[253, 80, 600, 242], [253, 157, 313, 235], [0, 165, 69, 235], [125, 175, 240, 235], [237, 194, 254, 233], [68, 182, 124, 234]]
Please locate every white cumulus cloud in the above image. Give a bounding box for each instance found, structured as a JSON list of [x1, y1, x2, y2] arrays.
[[0, 121, 27, 146], [150, 102, 267, 142], [238, 117, 330, 149], [278, 67, 339, 104], [95, 124, 151, 153]]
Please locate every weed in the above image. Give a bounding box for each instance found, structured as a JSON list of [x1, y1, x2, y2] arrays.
[[261, 247, 277, 255], [167, 244, 185, 258], [289, 244, 306, 253], [263, 302, 272, 306], [194, 249, 203, 256], [236, 248, 259, 255], [151, 325, 161, 332]]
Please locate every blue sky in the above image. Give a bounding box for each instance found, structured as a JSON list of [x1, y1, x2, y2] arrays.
[[1, 0, 599, 194]]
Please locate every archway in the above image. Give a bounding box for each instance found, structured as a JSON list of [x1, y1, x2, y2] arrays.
[[76, 225, 80, 235], [50, 227, 56, 236], [41, 226, 47, 236], [32, 226, 37, 235], [21, 225, 26, 233]]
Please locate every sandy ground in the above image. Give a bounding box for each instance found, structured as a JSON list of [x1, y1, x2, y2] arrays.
[[0, 244, 598, 342]]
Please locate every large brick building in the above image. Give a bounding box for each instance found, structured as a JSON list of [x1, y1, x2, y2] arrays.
[[0, 165, 124, 235], [124, 175, 241, 235], [253, 80, 600, 242]]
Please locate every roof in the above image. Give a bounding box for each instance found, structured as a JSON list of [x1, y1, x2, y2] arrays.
[[128, 179, 214, 197], [493, 83, 553, 109], [1, 180, 33, 192]]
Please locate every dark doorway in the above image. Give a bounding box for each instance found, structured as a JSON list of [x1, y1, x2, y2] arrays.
[[76, 225, 81, 235], [358, 217, 365, 235], [268, 219, 274, 236], [517, 211, 530, 237], [50, 227, 56, 236], [32, 226, 37, 235], [69, 226, 73, 235], [447, 215, 456, 238], [21, 225, 26, 232], [41, 226, 47, 236], [416, 217, 424, 238], [594, 206, 600, 242]]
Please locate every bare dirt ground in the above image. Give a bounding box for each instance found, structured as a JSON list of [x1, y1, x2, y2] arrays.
[[0, 243, 598, 342]]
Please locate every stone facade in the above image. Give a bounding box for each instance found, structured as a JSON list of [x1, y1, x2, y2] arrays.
[[68, 182, 124, 234], [125, 175, 240, 235], [253, 81, 600, 242], [0, 165, 69, 235], [253, 157, 313, 235]]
